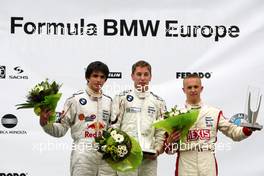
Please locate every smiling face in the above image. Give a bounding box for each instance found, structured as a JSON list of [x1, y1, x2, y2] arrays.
[[87, 71, 106, 93], [131, 66, 152, 92], [182, 77, 203, 105]]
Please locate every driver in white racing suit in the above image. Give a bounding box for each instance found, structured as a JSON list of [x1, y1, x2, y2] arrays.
[[40, 61, 116, 176], [111, 60, 166, 176], [165, 74, 255, 176]]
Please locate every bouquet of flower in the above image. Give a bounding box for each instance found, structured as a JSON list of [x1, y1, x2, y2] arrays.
[[16, 79, 62, 123], [95, 128, 143, 172], [152, 106, 199, 141]]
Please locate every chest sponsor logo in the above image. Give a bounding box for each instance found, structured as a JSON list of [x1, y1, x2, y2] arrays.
[[84, 121, 105, 138], [126, 95, 134, 102], [102, 110, 110, 121], [126, 107, 141, 113], [79, 98, 87, 105], [79, 113, 97, 122], [205, 116, 214, 127], [147, 106, 156, 114], [187, 129, 210, 141], [78, 114, 85, 121], [86, 114, 96, 122]]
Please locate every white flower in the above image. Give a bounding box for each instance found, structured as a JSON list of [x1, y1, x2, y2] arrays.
[[174, 111, 180, 116], [114, 134, 124, 143], [118, 145, 127, 151], [117, 145, 128, 157], [186, 106, 192, 111], [117, 151, 125, 157], [179, 108, 188, 114], [101, 145, 107, 152], [110, 130, 117, 137]]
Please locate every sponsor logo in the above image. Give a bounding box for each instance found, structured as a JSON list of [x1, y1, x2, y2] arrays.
[[1, 114, 18, 128], [0, 173, 28, 176], [0, 65, 29, 80], [84, 121, 105, 138], [79, 98, 87, 105], [230, 113, 247, 126], [102, 110, 110, 122], [108, 72, 122, 79], [85, 114, 96, 122], [9, 66, 28, 79], [126, 107, 141, 113], [147, 106, 156, 116], [79, 113, 97, 122], [0, 66, 6, 79], [0, 114, 27, 135], [176, 72, 212, 79], [14, 66, 24, 74], [187, 129, 210, 141], [205, 116, 214, 127], [126, 95, 134, 102], [79, 114, 85, 121]]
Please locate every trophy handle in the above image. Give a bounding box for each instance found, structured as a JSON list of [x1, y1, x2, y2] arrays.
[[248, 92, 252, 123], [253, 95, 262, 124]]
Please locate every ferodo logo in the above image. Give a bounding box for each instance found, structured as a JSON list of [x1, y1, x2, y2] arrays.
[[0, 173, 27, 176], [176, 72, 212, 79]]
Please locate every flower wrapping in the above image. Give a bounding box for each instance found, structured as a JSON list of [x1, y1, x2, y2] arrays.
[[152, 106, 199, 141], [95, 128, 143, 172], [16, 79, 62, 123]]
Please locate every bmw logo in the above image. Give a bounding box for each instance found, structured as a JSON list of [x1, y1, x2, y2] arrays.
[[1, 114, 18, 128], [79, 98, 87, 105], [126, 95, 134, 102]]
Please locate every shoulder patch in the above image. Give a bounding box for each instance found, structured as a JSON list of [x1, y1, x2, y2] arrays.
[[103, 94, 112, 101], [119, 89, 132, 96], [73, 90, 85, 96], [150, 92, 164, 101], [66, 90, 85, 101]]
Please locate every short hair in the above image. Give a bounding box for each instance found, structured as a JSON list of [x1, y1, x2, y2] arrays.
[[85, 61, 109, 80], [183, 73, 202, 87], [132, 60, 152, 74]]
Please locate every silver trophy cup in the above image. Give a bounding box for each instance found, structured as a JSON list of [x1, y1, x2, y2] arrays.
[[240, 91, 263, 130]]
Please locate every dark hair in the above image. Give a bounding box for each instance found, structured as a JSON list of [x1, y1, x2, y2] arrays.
[[132, 60, 151, 75], [85, 61, 109, 80]]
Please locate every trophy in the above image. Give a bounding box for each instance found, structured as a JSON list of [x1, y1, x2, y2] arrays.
[[241, 90, 263, 130], [231, 87, 263, 130], [139, 129, 157, 155], [141, 136, 157, 155]]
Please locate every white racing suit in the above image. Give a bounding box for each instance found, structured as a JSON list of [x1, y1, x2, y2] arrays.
[[111, 89, 166, 176], [42, 87, 116, 176], [165, 103, 252, 176]]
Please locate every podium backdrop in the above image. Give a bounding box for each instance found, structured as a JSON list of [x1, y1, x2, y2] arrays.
[[1, 0, 264, 175]]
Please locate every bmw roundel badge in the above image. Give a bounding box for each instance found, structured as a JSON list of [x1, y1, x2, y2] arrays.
[[79, 98, 87, 105]]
